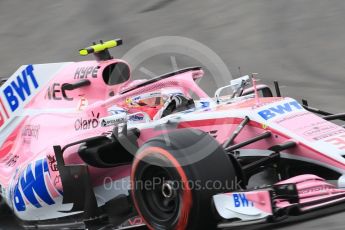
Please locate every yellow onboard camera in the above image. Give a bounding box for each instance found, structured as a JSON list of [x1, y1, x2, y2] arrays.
[[79, 39, 122, 61]]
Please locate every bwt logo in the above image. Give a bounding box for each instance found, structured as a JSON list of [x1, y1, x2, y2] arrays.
[[2, 65, 38, 112], [233, 193, 254, 207], [13, 159, 57, 212], [258, 101, 303, 120]]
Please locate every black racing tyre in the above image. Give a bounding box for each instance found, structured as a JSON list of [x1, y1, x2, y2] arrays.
[[131, 128, 240, 230]]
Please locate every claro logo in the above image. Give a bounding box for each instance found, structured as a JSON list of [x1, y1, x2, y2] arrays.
[[74, 112, 99, 131]]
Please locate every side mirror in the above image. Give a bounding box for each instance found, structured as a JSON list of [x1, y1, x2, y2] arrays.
[[214, 75, 250, 103], [61, 79, 91, 91]]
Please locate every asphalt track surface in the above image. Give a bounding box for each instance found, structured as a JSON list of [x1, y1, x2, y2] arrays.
[[1, 0, 345, 229]]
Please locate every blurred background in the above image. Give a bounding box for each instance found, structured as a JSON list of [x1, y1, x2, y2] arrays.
[[1, 0, 345, 229]]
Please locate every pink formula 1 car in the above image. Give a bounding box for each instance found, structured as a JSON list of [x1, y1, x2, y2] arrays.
[[1, 39, 345, 230]]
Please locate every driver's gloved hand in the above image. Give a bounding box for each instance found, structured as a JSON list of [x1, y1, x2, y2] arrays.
[[161, 95, 195, 118]]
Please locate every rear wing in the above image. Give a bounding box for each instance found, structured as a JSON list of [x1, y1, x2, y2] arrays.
[[0, 63, 71, 133]]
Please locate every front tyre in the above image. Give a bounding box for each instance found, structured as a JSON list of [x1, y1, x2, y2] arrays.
[[131, 129, 240, 230]]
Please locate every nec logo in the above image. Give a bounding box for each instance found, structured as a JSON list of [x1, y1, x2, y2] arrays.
[[233, 193, 254, 207], [2, 65, 38, 112], [258, 101, 303, 120]]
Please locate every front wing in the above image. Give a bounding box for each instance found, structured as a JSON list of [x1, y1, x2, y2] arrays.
[[213, 174, 345, 228]]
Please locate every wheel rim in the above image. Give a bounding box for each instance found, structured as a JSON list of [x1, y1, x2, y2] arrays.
[[140, 165, 180, 222]]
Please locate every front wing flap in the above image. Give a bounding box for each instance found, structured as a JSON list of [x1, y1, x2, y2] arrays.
[[213, 174, 345, 227]]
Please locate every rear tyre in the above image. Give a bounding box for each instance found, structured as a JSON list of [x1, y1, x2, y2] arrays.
[[131, 129, 240, 230]]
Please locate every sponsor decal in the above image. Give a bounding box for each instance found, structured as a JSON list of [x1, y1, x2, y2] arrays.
[[13, 159, 57, 212], [271, 110, 345, 142], [74, 66, 99, 79], [129, 92, 162, 106], [46, 83, 73, 101], [128, 216, 144, 226], [258, 101, 303, 120], [233, 193, 254, 207], [303, 125, 336, 137], [325, 135, 345, 150], [132, 96, 141, 101], [22, 125, 40, 139], [133, 92, 160, 102], [47, 155, 58, 172], [0, 63, 70, 131], [299, 185, 333, 194], [129, 114, 144, 121], [100, 117, 126, 127], [313, 130, 345, 141], [118, 216, 144, 228], [108, 106, 126, 115], [77, 97, 88, 111], [2, 65, 38, 113], [301, 123, 345, 141], [200, 101, 210, 108], [274, 111, 310, 125], [74, 112, 100, 131], [6, 154, 19, 167], [206, 130, 218, 139]]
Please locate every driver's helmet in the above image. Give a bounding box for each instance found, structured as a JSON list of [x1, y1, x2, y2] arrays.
[[124, 88, 184, 119]]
